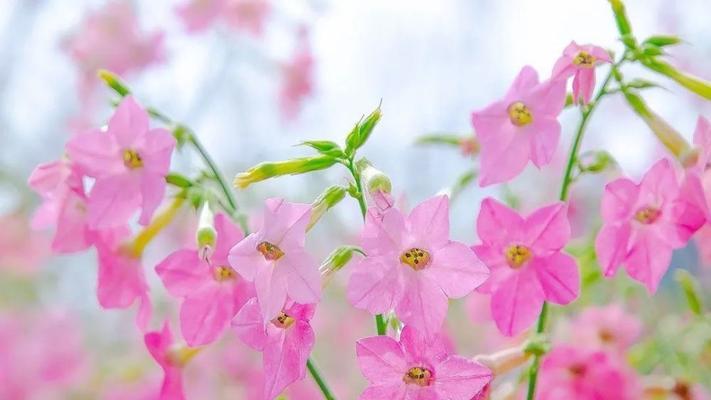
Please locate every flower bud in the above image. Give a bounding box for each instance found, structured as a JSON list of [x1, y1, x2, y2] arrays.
[[608, 0, 634, 41], [98, 69, 131, 97], [643, 35, 682, 48], [308, 185, 347, 231], [357, 159, 392, 195], [578, 150, 616, 173], [234, 156, 338, 189], [642, 58, 711, 101], [320, 245, 364, 286], [345, 106, 382, 156], [196, 204, 216, 261]]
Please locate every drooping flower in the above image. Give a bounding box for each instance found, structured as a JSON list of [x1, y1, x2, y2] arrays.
[[473, 198, 579, 336], [537, 346, 641, 400], [156, 213, 254, 346], [471, 66, 566, 186], [347, 195, 489, 340], [595, 158, 706, 293], [552, 41, 611, 104], [232, 298, 315, 399], [569, 304, 642, 352], [228, 198, 320, 322], [355, 325, 492, 400], [66, 96, 175, 229], [145, 322, 201, 400]]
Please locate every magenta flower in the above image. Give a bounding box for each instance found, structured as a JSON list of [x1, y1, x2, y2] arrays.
[[473, 198, 579, 336], [347, 195, 489, 340], [228, 198, 320, 322], [552, 41, 611, 104], [66, 96, 175, 229], [355, 325, 491, 400], [471, 66, 566, 186], [144, 322, 188, 400], [595, 159, 707, 293], [538, 346, 641, 400], [570, 304, 642, 352], [156, 213, 255, 346], [232, 298, 315, 399]]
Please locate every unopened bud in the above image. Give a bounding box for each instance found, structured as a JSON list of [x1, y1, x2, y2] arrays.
[[357, 159, 392, 195], [578, 150, 616, 173], [345, 106, 382, 156], [643, 35, 682, 48], [98, 69, 131, 97], [642, 58, 711, 101], [320, 246, 364, 286], [308, 185, 347, 231], [196, 205, 216, 260], [234, 156, 338, 189]]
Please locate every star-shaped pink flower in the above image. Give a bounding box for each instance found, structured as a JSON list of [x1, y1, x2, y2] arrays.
[[471, 66, 566, 186], [228, 198, 320, 322], [595, 159, 707, 293], [552, 41, 611, 105], [156, 213, 255, 346], [356, 325, 492, 400], [347, 195, 489, 340], [473, 198, 580, 336]]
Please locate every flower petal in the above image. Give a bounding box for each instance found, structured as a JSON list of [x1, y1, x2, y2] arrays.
[[528, 118, 561, 168], [504, 65, 539, 100], [87, 174, 141, 229], [625, 230, 673, 293], [601, 178, 639, 222], [347, 256, 403, 315], [595, 222, 631, 277], [139, 173, 167, 225], [228, 233, 268, 281], [476, 198, 525, 247], [109, 96, 150, 147], [523, 202, 570, 251], [490, 268, 544, 336], [281, 249, 321, 304], [180, 284, 235, 346], [255, 262, 288, 321], [361, 207, 407, 257], [433, 356, 492, 400], [407, 195, 450, 249], [395, 270, 448, 340], [155, 249, 210, 298], [263, 321, 314, 400], [231, 298, 268, 351], [426, 241, 489, 298], [532, 253, 580, 305], [355, 335, 406, 384], [263, 198, 311, 248]]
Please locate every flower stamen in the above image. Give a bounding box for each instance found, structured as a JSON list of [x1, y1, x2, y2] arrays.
[[403, 366, 433, 386], [257, 241, 285, 261], [572, 51, 596, 68], [505, 244, 532, 269], [400, 248, 431, 271], [634, 206, 661, 224], [507, 102, 533, 126], [213, 265, 235, 282], [123, 149, 143, 169], [271, 311, 295, 329]]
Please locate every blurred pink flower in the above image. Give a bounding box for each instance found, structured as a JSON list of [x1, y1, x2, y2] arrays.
[[348, 195, 489, 340], [62, 1, 164, 100], [355, 325, 492, 400], [176, 0, 225, 32], [552, 41, 611, 104], [229, 198, 320, 322], [570, 304, 642, 352], [176, 0, 270, 35], [0, 212, 51, 274], [279, 32, 315, 120], [473, 198, 579, 336], [595, 159, 706, 293], [690, 116, 711, 266], [471, 66, 566, 186], [232, 299, 315, 399], [145, 322, 188, 400], [66, 96, 175, 229], [538, 346, 641, 400], [156, 213, 255, 346]]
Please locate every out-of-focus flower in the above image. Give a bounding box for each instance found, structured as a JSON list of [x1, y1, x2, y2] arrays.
[[473, 198, 579, 336], [595, 159, 706, 293], [62, 1, 164, 99], [347, 195, 489, 340], [145, 322, 199, 400], [538, 346, 641, 400], [177, 0, 270, 35], [232, 299, 315, 399], [156, 213, 254, 346], [279, 31, 314, 120], [689, 116, 711, 266], [570, 304, 642, 352], [0, 212, 51, 274], [471, 66, 566, 186], [66, 96, 175, 229], [228, 198, 320, 322], [355, 325, 492, 400], [552, 41, 611, 104]]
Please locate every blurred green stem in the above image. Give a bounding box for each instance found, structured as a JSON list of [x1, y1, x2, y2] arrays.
[[307, 359, 336, 400]]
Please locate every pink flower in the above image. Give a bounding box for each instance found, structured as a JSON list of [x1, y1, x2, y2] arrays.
[[28, 159, 94, 253], [538, 346, 641, 400], [595, 159, 707, 293], [471, 66, 566, 186], [347, 195, 489, 340], [0, 212, 51, 275], [552, 41, 611, 104], [223, 0, 271, 36], [232, 299, 315, 399], [66, 96, 175, 229], [473, 198, 579, 336], [145, 322, 191, 400], [156, 213, 255, 346], [355, 325, 492, 400], [570, 304, 642, 352], [176, 0, 225, 32], [228, 198, 320, 322], [279, 31, 314, 120]]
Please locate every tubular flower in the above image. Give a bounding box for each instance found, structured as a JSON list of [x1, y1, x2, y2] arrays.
[[552, 41, 611, 104]]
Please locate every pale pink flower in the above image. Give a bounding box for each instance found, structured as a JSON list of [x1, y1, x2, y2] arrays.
[[0, 213, 50, 275], [66, 96, 175, 229], [176, 0, 225, 32], [595, 159, 706, 293], [538, 346, 641, 400], [232, 298, 315, 399], [471, 66, 566, 186], [690, 116, 711, 266], [144, 322, 188, 400], [156, 213, 255, 346], [348, 195, 489, 340], [570, 304, 642, 352], [552, 41, 611, 104], [228, 198, 320, 322], [355, 325, 492, 400], [224, 0, 271, 36], [473, 198, 579, 336], [279, 31, 314, 120]]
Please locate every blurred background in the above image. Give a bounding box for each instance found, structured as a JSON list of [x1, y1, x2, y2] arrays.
[[1, 0, 711, 398]]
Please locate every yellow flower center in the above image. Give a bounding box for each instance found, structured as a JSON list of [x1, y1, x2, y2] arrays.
[[213, 266, 235, 282], [572, 51, 596, 68], [400, 248, 431, 271], [505, 244, 532, 269], [507, 101, 533, 126], [257, 241, 285, 261], [634, 206, 661, 224], [122, 149, 143, 169], [403, 366, 433, 387], [166, 346, 202, 368], [598, 329, 615, 343], [271, 311, 295, 329], [568, 363, 587, 377]]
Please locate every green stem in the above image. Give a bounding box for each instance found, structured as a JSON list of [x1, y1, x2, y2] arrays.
[[525, 58, 622, 400], [307, 358, 336, 400]]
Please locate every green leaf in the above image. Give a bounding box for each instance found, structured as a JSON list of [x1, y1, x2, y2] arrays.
[[643, 35, 682, 47], [345, 106, 382, 156], [165, 173, 193, 188], [625, 78, 662, 90], [415, 134, 463, 147], [98, 69, 130, 97]]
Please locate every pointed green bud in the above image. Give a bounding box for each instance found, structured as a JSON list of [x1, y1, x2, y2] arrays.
[[625, 78, 661, 90], [608, 0, 634, 39], [319, 245, 365, 286], [357, 159, 391, 195], [166, 173, 193, 188], [524, 334, 551, 357], [345, 106, 382, 156], [234, 156, 338, 189], [415, 134, 462, 147], [299, 140, 345, 159], [308, 185, 347, 231], [578, 150, 616, 174], [675, 269, 704, 316], [642, 58, 711, 101], [98, 69, 131, 97], [643, 35, 682, 48]]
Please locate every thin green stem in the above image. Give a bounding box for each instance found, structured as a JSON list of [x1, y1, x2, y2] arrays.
[[307, 359, 336, 400], [525, 58, 623, 400]]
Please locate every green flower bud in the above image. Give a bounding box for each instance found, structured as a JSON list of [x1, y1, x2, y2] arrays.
[[98, 69, 131, 97], [234, 156, 338, 189], [196, 204, 216, 259], [642, 58, 711, 101], [578, 150, 616, 174], [357, 159, 392, 195], [643, 35, 682, 48], [308, 185, 347, 231], [320, 245, 365, 286], [345, 106, 382, 156]]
